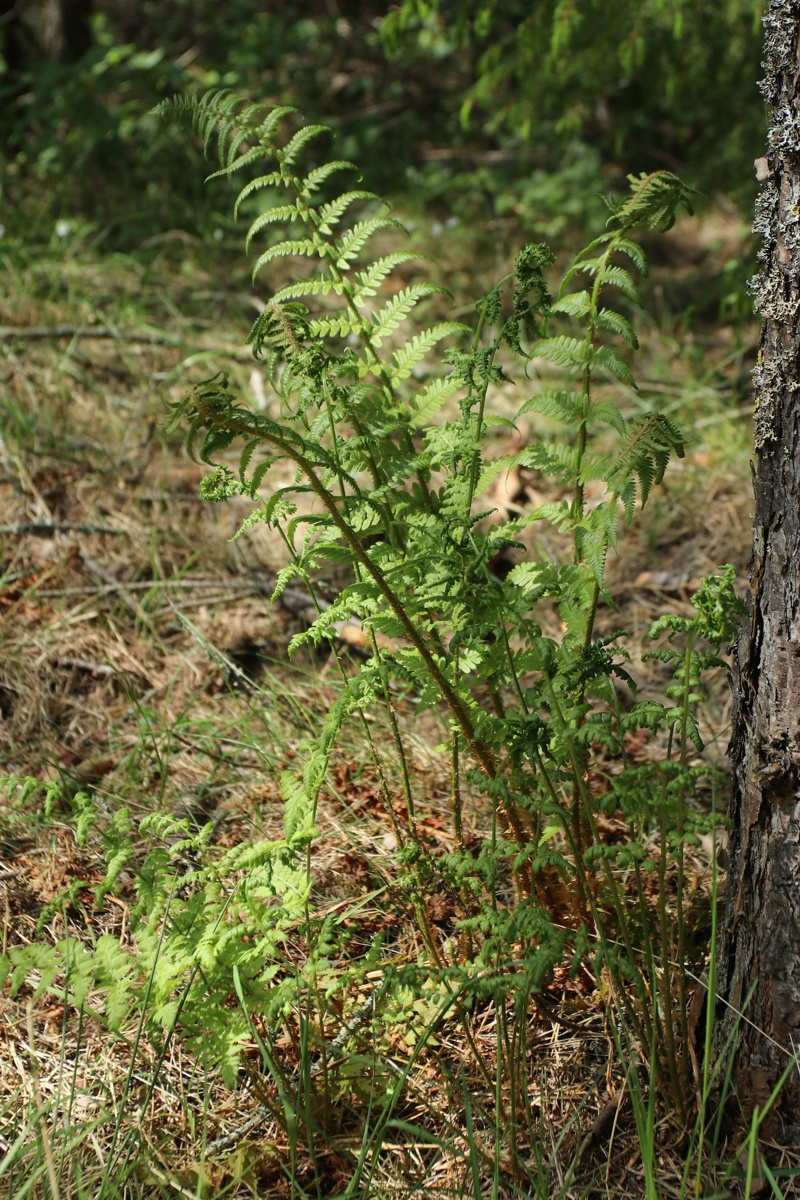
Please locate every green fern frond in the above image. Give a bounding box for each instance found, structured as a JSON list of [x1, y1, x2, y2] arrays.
[[407, 374, 462, 422], [609, 412, 685, 509], [474, 453, 524, 498], [589, 345, 636, 387], [391, 322, 470, 381], [369, 284, 449, 346], [516, 390, 584, 422], [233, 172, 285, 218], [299, 160, 358, 195], [533, 336, 587, 371], [353, 252, 430, 304], [549, 291, 591, 318], [608, 170, 696, 233], [308, 312, 360, 339], [334, 217, 406, 268], [587, 399, 626, 435], [595, 308, 639, 347], [597, 265, 641, 304], [244, 203, 302, 252], [613, 237, 649, 275], [271, 276, 342, 302], [279, 123, 331, 167], [316, 190, 385, 232], [251, 238, 321, 281]]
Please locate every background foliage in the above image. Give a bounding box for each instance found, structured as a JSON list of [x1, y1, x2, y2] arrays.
[[1, 0, 767, 247]]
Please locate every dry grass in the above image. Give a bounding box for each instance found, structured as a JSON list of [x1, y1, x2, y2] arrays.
[[2, 215, 790, 1198]]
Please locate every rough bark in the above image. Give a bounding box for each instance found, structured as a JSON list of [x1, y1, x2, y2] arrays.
[[718, 0, 800, 1139]]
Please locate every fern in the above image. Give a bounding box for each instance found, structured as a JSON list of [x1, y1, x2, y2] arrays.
[[103, 91, 723, 1097]]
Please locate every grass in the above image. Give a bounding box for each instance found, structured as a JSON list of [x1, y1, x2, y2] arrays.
[[1, 204, 794, 1198]]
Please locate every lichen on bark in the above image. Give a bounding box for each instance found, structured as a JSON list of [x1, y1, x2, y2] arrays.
[[717, 0, 800, 1137]]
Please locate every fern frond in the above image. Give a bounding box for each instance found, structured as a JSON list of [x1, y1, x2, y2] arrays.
[[614, 237, 648, 275], [474, 453, 524, 498], [205, 144, 267, 184], [316, 191, 385, 233], [251, 238, 321, 282], [391, 322, 470, 381], [595, 308, 639, 347], [233, 172, 285, 218], [589, 345, 636, 387], [353, 253, 430, 304], [257, 105, 301, 142], [598, 265, 641, 305], [533, 336, 587, 371], [308, 312, 360, 339], [407, 374, 462, 422], [271, 276, 342, 302], [369, 284, 449, 346], [521, 441, 578, 478], [516, 390, 583, 422], [609, 412, 685, 509], [279, 124, 330, 167], [587, 399, 626, 435], [300, 160, 358, 195], [608, 171, 695, 233], [550, 291, 590, 318], [245, 204, 302, 252], [334, 217, 406, 268]]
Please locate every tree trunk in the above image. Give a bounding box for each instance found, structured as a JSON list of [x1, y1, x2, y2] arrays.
[[718, 0, 800, 1139], [4, 0, 92, 69]]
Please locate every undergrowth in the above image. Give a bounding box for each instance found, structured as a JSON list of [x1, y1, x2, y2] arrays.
[[0, 89, 764, 1198]]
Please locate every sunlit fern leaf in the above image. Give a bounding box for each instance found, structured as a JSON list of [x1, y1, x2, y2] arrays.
[[271, 276, 342, 302], [516, 390, 584, 422], [474, 452, 524, 498], [247, 303, 309, 360], [578, 451, 614, 483], [353, 252, 431, 305], [609, 412, 685, 508], [239, 437, 261, 479], [316, 190, 385, 233], [205, 145, 268, 186], [513, 499, 574, 534], [589, 345, 636, 387], [251, 238, 321, 282], [257, 105, 299, 142], [369, 284, 449, 346], [279, 124, 331, 168], [587, 399, 626, 435], [577, 521, 609, 585], [245, 204, 302, 252], [602, 493, 621, 550], [407, 374, 462, 423], [299, 160, 358, 195], [233, 172, 284, 218], [249, 457, 277, 494], [550, 290, 591, 318], [521, 441, 578, 477], [598, 265, 641, 305], [308, 312, 359, 339], [334, 217, 406, 268], [609, 171, 695, 233], [533, 336, 587, 371], [391, 322, 470, 381], [595, 308, 639, 347], [614, 237, 649, 275]]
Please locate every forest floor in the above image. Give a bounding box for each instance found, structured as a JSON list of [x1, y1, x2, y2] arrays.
[[0, 206, 780, 1198]]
